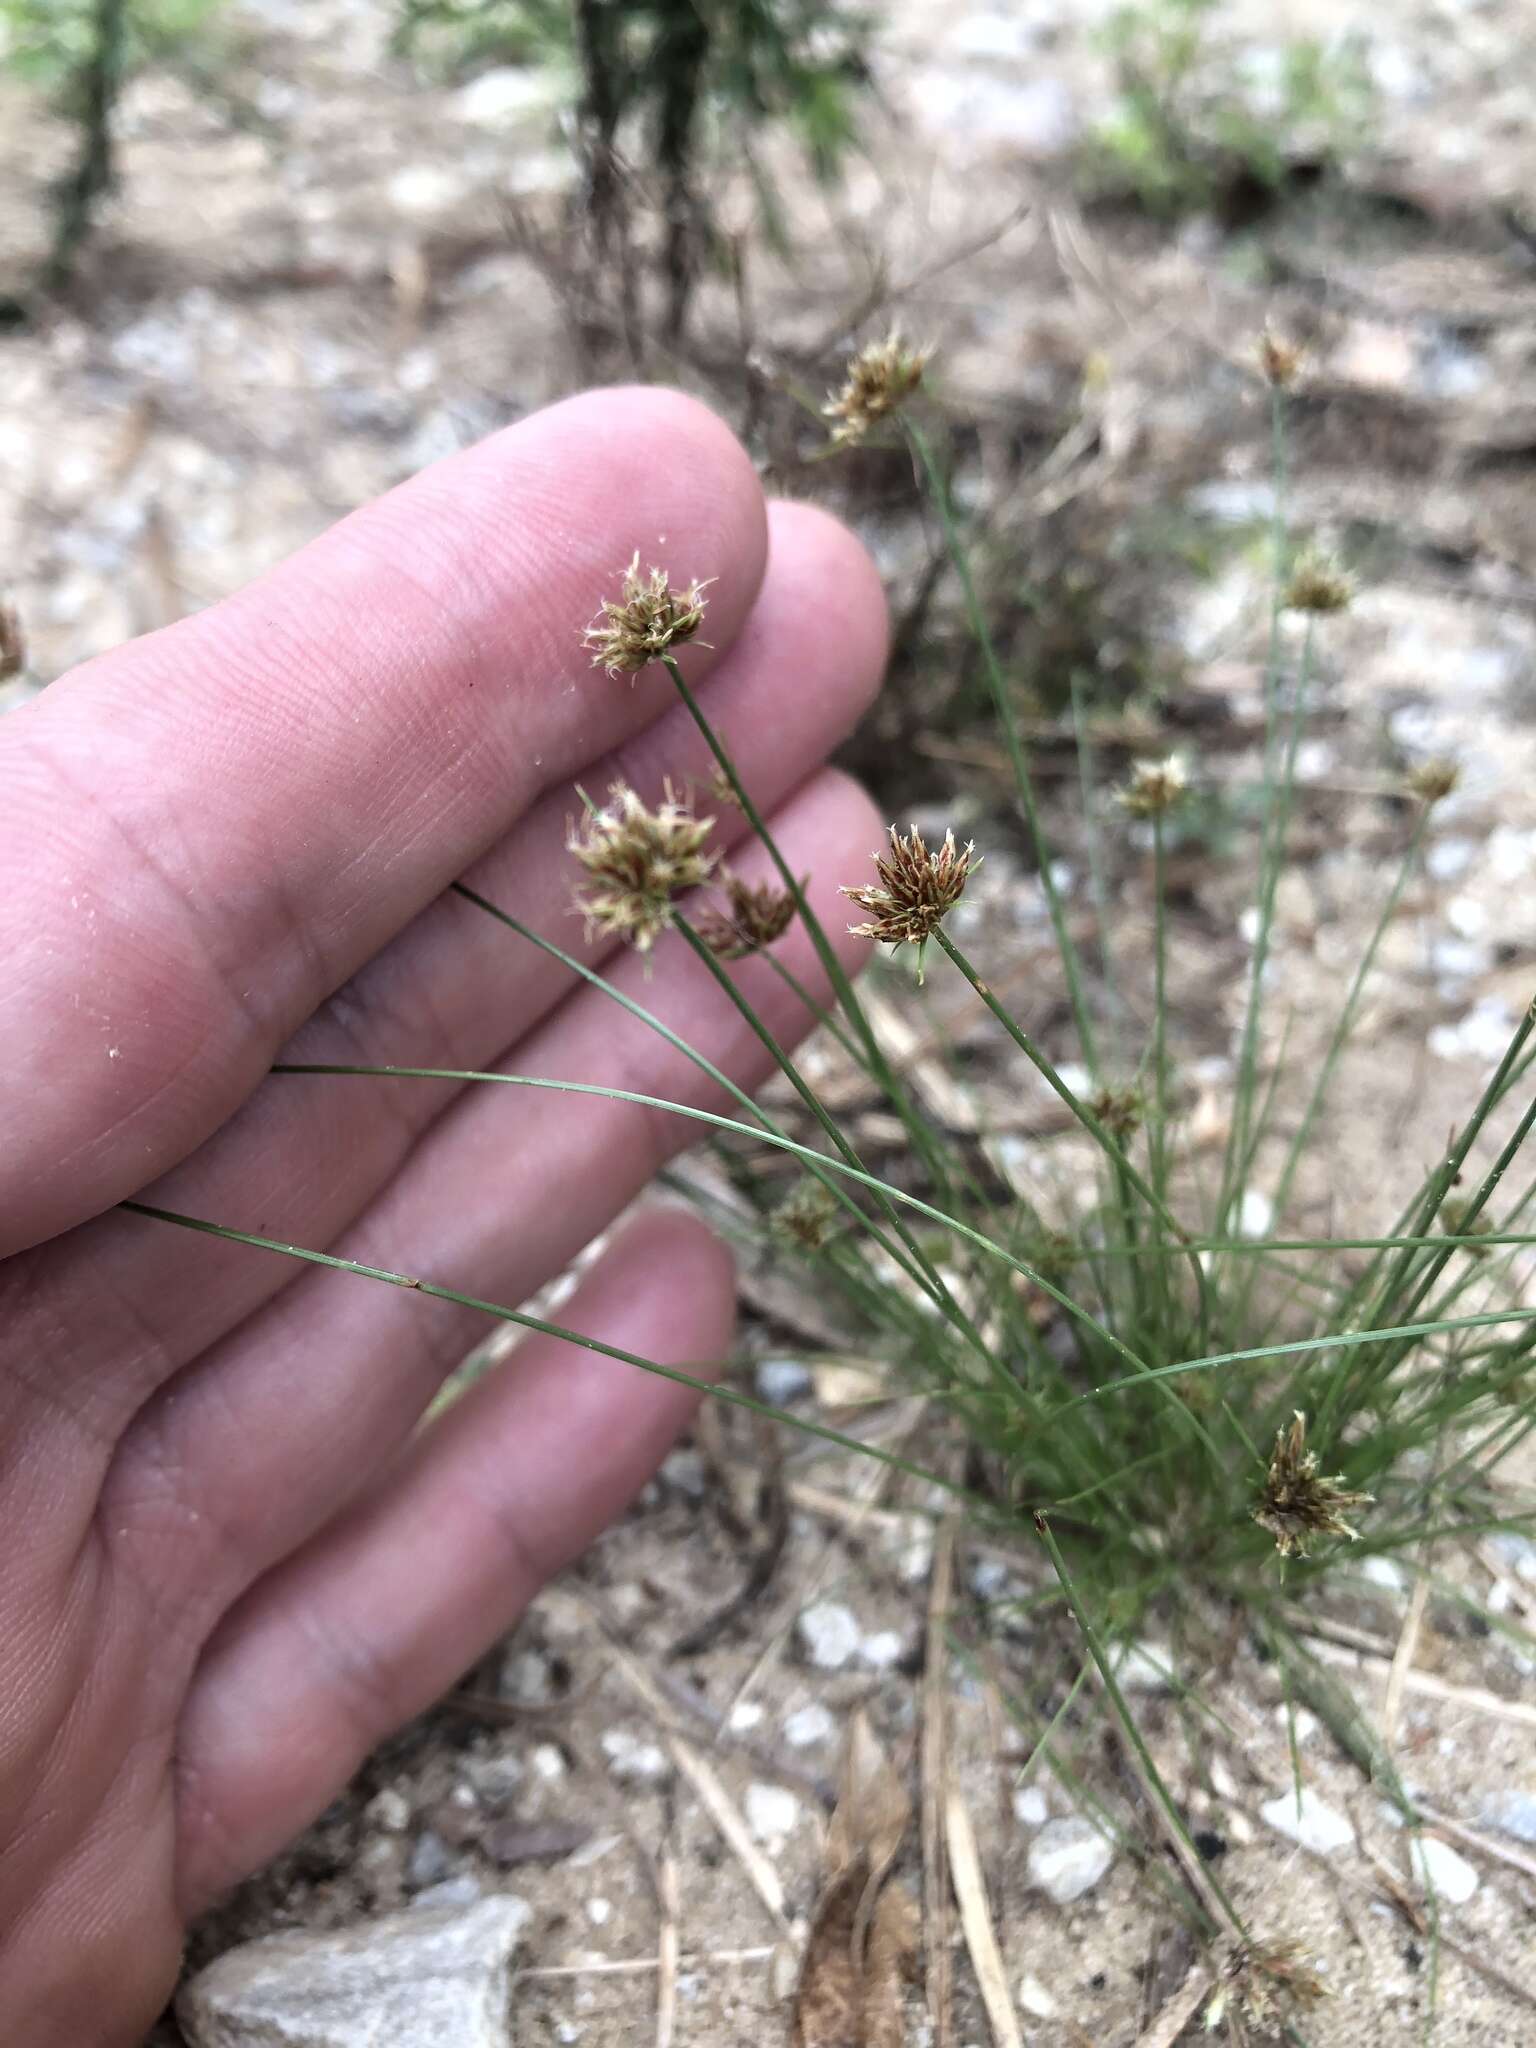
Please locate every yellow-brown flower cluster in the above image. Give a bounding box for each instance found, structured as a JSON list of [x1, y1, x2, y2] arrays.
[[823, 332, 931, 447], [1205, 1937, 1327, 2036], [1254, 1412, 1372, 1558], [1283, 551, 1353, 616], [1118, 756, 1188, 818], [694, 873, 797, 961], [842, 824, 976, 982], [568, 781, 715, 952], [584, 554, 712, 676]]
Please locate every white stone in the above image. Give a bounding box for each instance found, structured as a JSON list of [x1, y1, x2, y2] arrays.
[[1027, 1818, 1116, 1904], [1012, 1786, 1049, 1828], [1017, 1974, 1058, 2018], [1114, 1640, 1173, 1691], [365, 1788, 411, 1834], [454, 67, 555, 125], [1357, 1555, 1406, 1594], [531, 1744, 566, 1782], [784, 1703, 836, 1749], [1238, 1189, 1274, 1239], [500, 1648, 554, 1704], [586, 1898, 612, 1926], [1260, 1788, 1355, 1854], [411, 1875, 485, 1913], [860, 1629, 907, 1670], [728, 1700, 765, 1733], [1481, 1790, 1536, 1845], [600, 1729, 671, 1784], [1412, 1836, 1479, 1906], [756, 1358, 813, 1404], [797, 1601, 863, 1670], [746, 1783, 801, 1844], [177, 1898, 527, 2048]]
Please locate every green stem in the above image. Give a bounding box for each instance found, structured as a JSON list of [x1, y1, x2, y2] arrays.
[[658, 651, 954, 1196], [905, 419, 1100, 1076], [674, 917, 1011, 1391], [933, 926, 1212, 1348], [119, 1201, 988, 1507]]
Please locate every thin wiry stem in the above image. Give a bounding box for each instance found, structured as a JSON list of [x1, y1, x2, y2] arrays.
[[932, 925, 1213, 1348], [905, 419, 1101, 1077], [657, 651, 955, 1195], [119, 1198, 992, 1509]]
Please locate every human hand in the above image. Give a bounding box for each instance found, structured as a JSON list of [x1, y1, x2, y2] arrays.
[[0, 388, 887, 2042]]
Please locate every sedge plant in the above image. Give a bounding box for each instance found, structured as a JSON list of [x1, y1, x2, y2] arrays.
[[130, 330, 1535, 2033]]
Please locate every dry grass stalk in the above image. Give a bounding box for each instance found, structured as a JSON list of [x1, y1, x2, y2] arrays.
[[943, 1789, 1023, 2048]]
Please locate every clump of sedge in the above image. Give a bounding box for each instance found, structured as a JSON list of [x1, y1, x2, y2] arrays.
[[1406, 757, 1459, 806], [584, 553, 712, 676], [1118, 756, 1188, 818], [1254, 1412, 1372, 1558], [1256, 327, 1305, 390], [1283, 550, 1353, 616], [694, 874, 796, 961], [842, 824, 977, 983], [569, 781, 715, 952], [1205, 1937, 1327, 2039], [824, 331, 931, 447]]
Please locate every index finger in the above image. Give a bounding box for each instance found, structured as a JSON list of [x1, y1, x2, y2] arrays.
[[0, 387, 768, 1255]]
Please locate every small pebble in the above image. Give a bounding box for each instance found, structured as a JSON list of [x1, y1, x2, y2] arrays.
[[1481, 1790, 1536, 1845], [1017, 1974, 1058, 2018], [797, 1601, 863, 1671], [755, 1358, 813, 1404], [860, 1629, 907, 1670], [1114, 1640, 1173, 1692], [409, 1873, 485, 1912], [600, 1729, 671, 1784], [1412, 1836, 1479, 1906], [364, 1787, 411, 1834], [586, 1898, 611, 1926], [728, 1700, 765, 1733], [406, 1830, 452, 1890], [1012, 1786, 1049, 1828], [531, 1744, 567, 1782], [745, 1783, 801, 1844], [500, 1648, 554, 1704], [784, 1703, 836, 1749], [1027, 1817, 1115, 1904], [1260, 1788, 1355, 1854]]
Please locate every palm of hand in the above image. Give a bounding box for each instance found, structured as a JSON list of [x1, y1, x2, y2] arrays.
[[0, 390, 885, 2042]]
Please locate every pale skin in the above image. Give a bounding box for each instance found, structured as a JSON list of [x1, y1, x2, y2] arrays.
[[0, 388, 889, 2042]]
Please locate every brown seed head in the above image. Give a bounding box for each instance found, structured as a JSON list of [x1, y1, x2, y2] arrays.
[[0, 598, 25, 683], [1206, 1937, 1327, 2035], [583, 553, 712, 675], [1117, 755, 1188, 818], [1256, 327, 1305, 389], [1284, 550, 1354, 616], [1254, 1412, 1372, 1558], [1406, 757, 1460, 806], [568, 780, 716, 952], [773, 1179, 839, 1253], [841, 824, 976, 981], [693, 873, 796, 961], [823, 331, 931, 448], [1090, 1085, 1144, 1143]]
